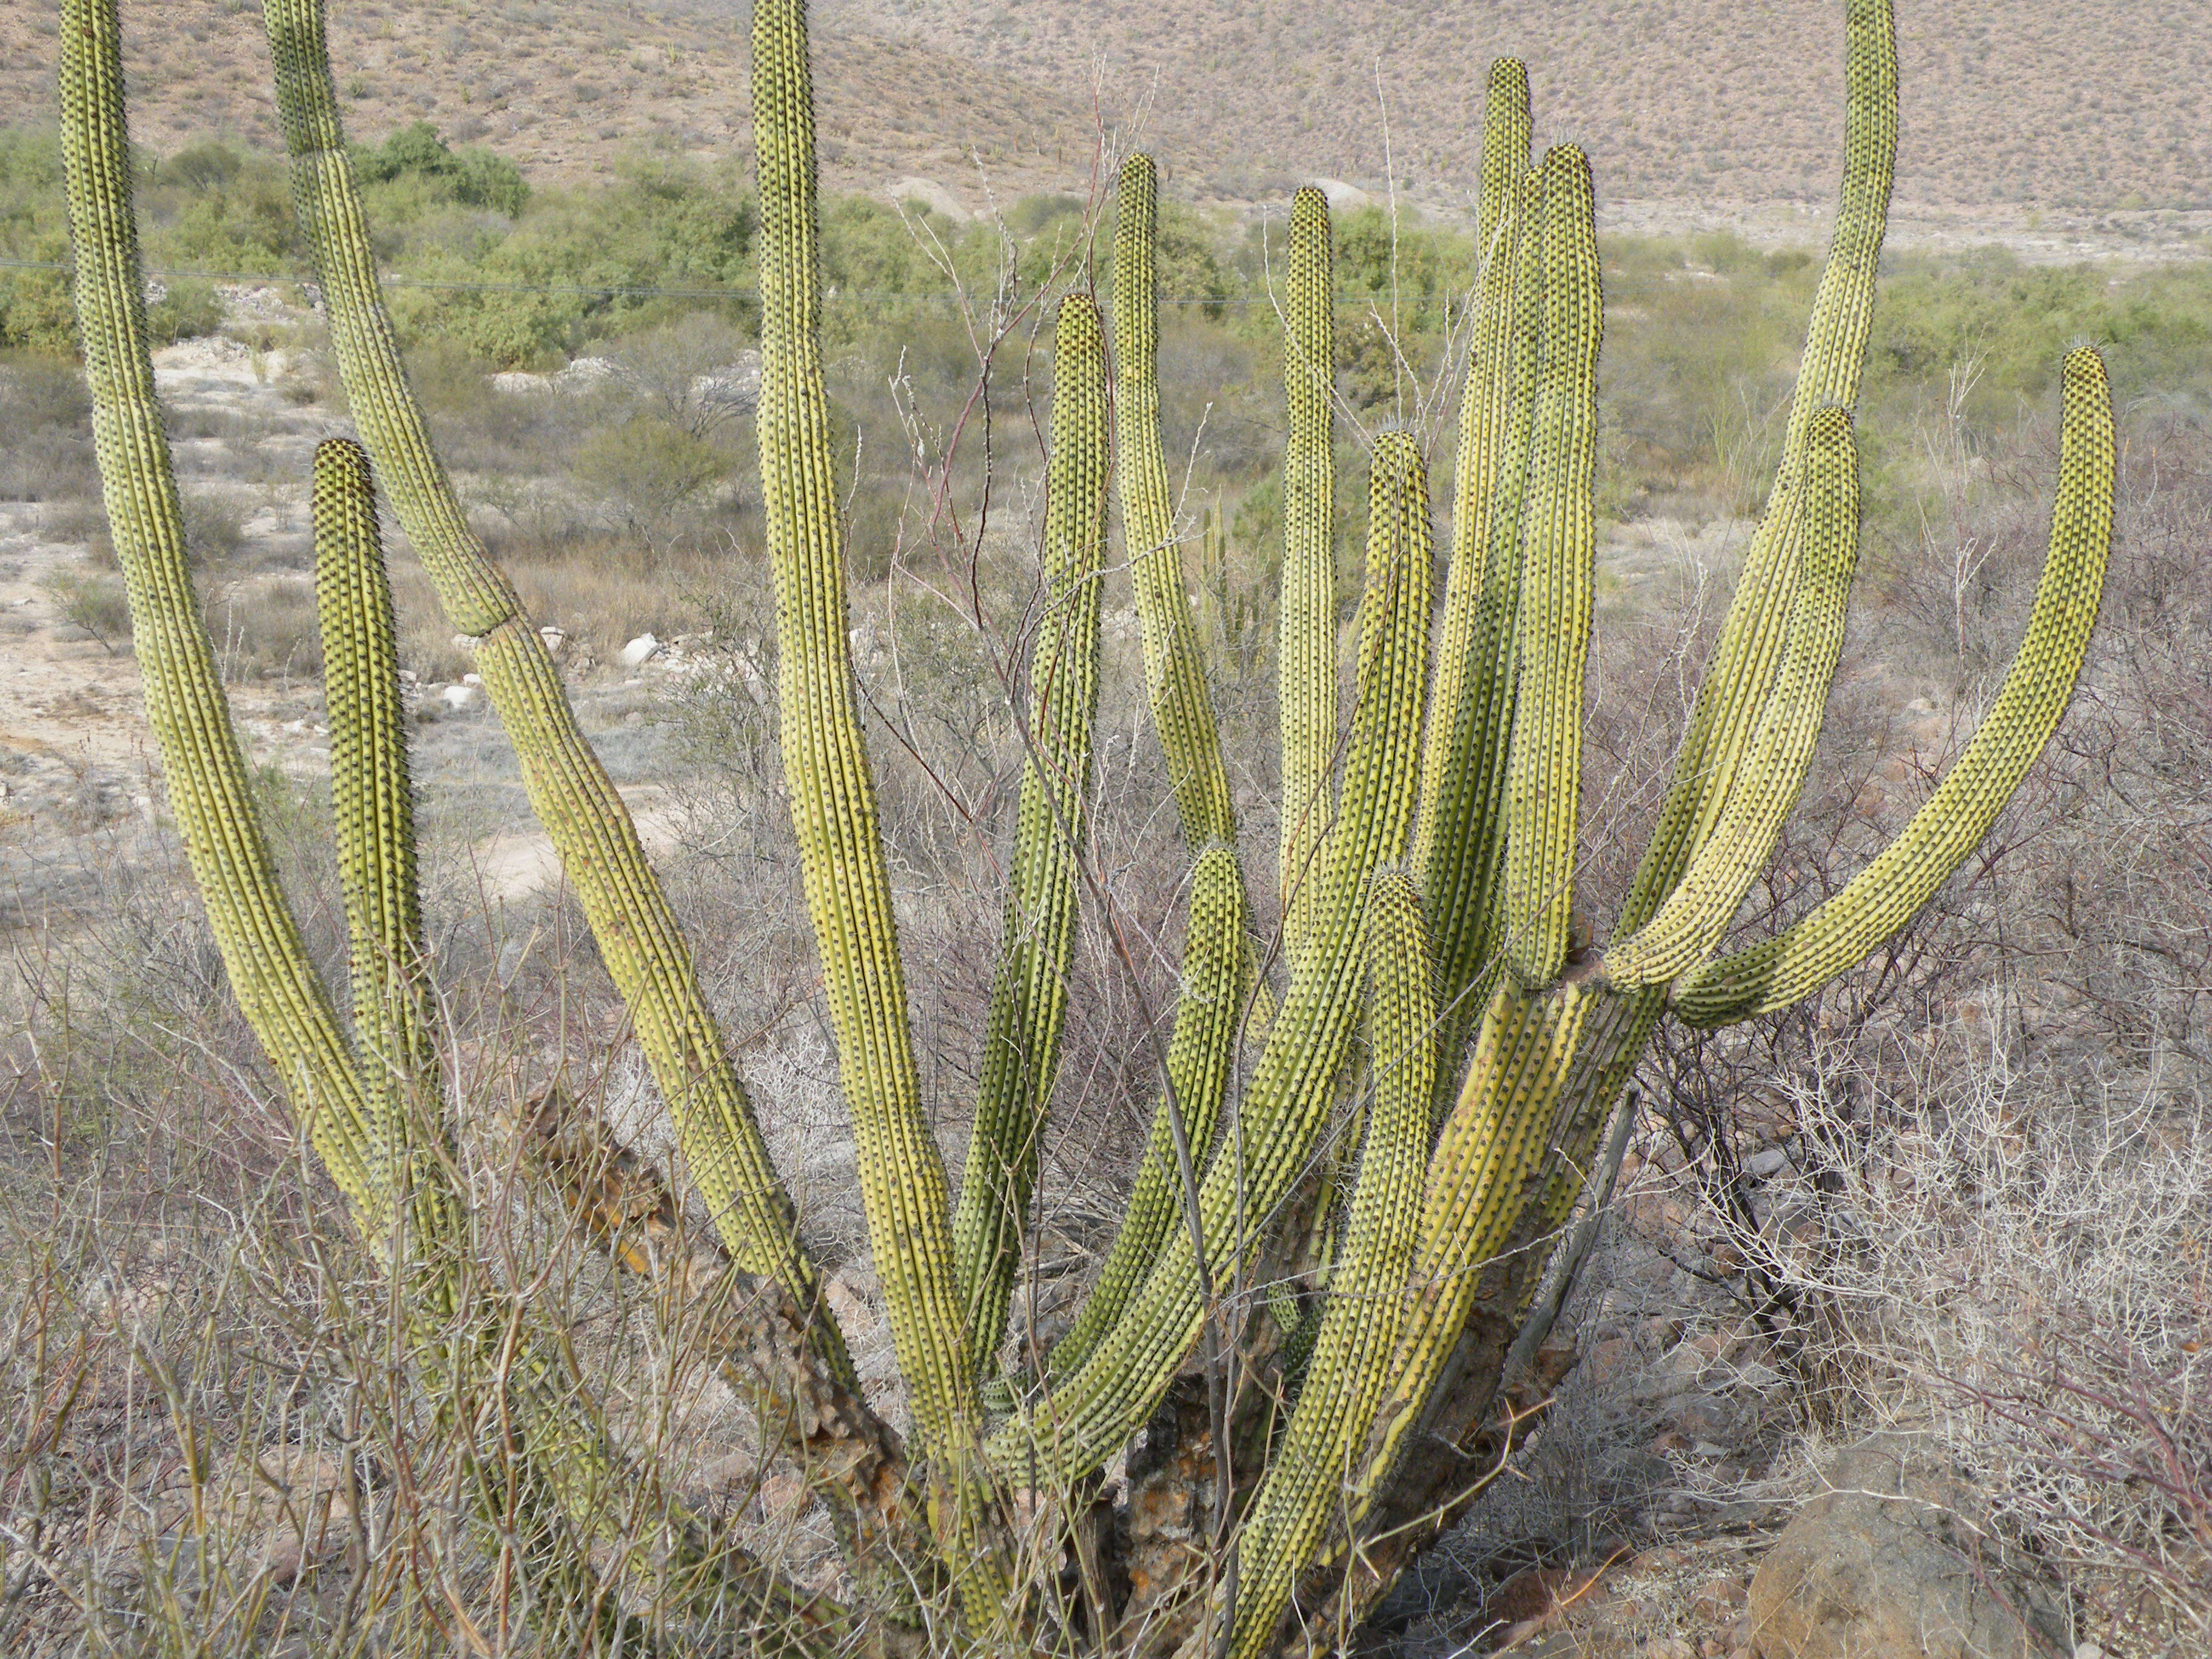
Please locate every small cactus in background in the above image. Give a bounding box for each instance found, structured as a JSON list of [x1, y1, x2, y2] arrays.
[[52, 0, 2114, 1654]]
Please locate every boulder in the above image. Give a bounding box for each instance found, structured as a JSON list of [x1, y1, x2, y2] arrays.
[[619, 632, 660, 668], [1741, 1432, 2067, 1658]]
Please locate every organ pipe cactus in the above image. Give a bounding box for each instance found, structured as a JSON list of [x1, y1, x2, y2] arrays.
[[53, 0, 2116, 1652]]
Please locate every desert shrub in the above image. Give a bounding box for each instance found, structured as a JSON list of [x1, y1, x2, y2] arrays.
[[39, 568, 132, 651], [352, 119, 529, 216], [146, 274, 223, 343], [0, 352, 96, 498], [201, 574, 323, 681], [573, 413, 732, 546]]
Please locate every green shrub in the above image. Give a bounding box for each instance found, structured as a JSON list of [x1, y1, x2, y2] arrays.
[[147, 275, 223, 343], [40, 569, 131, 652], [574, 414, 730, 545]]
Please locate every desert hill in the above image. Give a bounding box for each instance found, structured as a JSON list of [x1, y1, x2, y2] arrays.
[[0, 1, 2204, 218], [820, 0, 2212, 213], [0, 0, 1155, 199]]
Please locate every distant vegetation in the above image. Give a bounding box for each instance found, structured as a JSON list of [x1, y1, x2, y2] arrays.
[[5, 122, 2211, 637]]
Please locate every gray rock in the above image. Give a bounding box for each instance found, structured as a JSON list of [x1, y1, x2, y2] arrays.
[[1742, 1432, 2067, 1658]]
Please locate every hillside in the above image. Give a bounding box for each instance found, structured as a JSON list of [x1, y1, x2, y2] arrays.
[[0, 0, 1162, 201], [2, 2, 2205, 220], [825, 0, 2212, 213]]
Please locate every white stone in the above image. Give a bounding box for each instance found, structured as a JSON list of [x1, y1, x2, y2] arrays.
[[619, 633, 661, 668], [439, 683, 481, 713]]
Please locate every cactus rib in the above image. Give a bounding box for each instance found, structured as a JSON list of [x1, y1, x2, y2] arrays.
[[1502, 147, 1602, 987], [953, 295, 1111, 1372], [1276, 186, 1339, 973], [61, 0, 382, 1224], [313, 439, 437, 1167], [1414, 65, 1538, 1053], [750, 0, 1011, 1617], [1114, 153, 1240, 854], [1620, 0, 1898, 934]]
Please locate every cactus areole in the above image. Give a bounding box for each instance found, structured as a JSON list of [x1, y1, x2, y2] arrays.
[[56, 0, 2113, 1652]]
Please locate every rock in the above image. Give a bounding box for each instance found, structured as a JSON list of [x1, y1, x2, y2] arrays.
[[1313, 176, 1374, 211], [620, 632, 661, 668], [539, 625, 568, 659], [438, 683, 480, 714], [1690, 1577, 1749, 1621], [553, 355, 620, 389], [1742, 1432, 2068, 1658], [879, 176, 972, 222]]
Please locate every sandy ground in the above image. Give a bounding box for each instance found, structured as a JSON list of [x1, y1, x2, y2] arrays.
[[0, 338, 695, 938]]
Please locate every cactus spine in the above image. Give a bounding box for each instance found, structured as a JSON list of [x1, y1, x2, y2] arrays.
[[59, 0, 2117, 1652]]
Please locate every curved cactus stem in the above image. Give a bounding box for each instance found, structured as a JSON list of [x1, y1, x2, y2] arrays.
[[1675, 347, 2115, 1027], [313, 439, 438, 1162], [1041, 843, 1245, 1386], [953, 296, 1111, 1375], [1605, 407, 1861, 988], [1502, 147, 1601, 987], [1359, 979, 1597, 1476], [1276, 186, 1338, 974], [1209, 872, 1436, 1659], [993, 434, 1432, 1484], [1621, 0, 1898, 934], [260, 0, 831, 1339], [1415, 81, 1541, 1054], [750, 0, 1012, 1618]]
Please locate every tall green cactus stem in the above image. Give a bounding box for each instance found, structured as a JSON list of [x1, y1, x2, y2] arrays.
[[1677, 347, 2115, 1025], [260, 0, 831, 1339], [1606, 407, 1861, 988], [60, 0, 383, 1227], [1414, 69, 1539, 1053], [751, 0, 1009, 1616], [61, 16, 839, 1644], [1276, 187, 1338, 973], [1502, 146, 1601, 987], [953, 295, 1111, 1372], [1114, 152, 1241, 857], [1007, 435, 1433, 1481], [1621, 0, 1897, 933], [1041, 843, 1245, 1384], [313, 438, 437, 1169], [1212, 872, 1437, 1659]]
